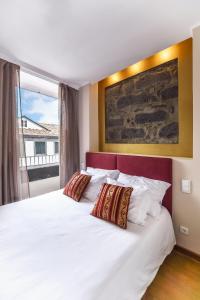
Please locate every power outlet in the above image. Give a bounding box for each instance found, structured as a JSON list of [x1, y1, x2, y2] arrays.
[[180, 225, 189, 235]]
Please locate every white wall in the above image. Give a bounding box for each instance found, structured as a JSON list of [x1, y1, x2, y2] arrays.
[[21, 117, 42, 129], [25, 141, 34, 156], [79, 85, 90, 168], [79, 83, 99, 169], [78, 26, 200, 255], [172, 25, 200, 254], [25, 119, 40, 129], [47, 141, 55, 155]]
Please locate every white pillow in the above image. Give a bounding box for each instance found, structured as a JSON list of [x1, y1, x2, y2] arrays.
[[148, 201, 162, 217], [118, 172, 171, 204], [86, 167, 120, 180], [81, 171, 107, 202], [118, 173, 136, 185], [107, 178, 151, 225]]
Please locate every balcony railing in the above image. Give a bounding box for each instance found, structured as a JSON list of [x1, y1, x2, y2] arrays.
[[20, 154, 59, 168]]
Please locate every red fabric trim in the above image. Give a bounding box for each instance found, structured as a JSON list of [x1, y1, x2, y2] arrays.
[[63, 172, 91, 201], [91, 183, 133, 229]]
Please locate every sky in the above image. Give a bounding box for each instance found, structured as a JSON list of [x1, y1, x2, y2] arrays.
[[20, 88, 58, 124]]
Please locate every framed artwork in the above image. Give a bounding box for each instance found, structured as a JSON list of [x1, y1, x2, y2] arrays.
[[105, 59, 178, 144], [98, 38, 192, 157]]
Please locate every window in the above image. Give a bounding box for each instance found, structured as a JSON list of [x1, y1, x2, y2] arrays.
[[55, 142, 59, 154], [22, 120, 27, 127], [19, 71, 59, 197], [35, 142, 46, 155]]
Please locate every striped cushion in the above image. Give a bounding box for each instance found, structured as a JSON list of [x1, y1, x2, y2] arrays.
[[63, 172, 91, 201], [91, 183, 133, 229]]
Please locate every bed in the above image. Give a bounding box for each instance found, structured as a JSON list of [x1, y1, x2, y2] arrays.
[[0, 152, 176, 300]]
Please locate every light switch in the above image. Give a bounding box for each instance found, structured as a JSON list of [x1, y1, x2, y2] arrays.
[[181, 179, 191, 194]]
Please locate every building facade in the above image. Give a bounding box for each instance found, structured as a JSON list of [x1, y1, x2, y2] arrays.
[[20, 116, 59, 181]]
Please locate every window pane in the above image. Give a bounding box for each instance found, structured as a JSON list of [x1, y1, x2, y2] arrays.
[[21, 120, 27, 127], [55, 142, 59, 154], [35, 142, 46, 155]]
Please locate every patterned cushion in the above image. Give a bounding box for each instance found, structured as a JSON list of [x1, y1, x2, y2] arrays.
[[63, 172, 91, 201], [91, 183, 133, 229]]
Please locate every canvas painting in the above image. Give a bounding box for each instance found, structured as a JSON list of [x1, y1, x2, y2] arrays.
[[105, 59, 178, 144]]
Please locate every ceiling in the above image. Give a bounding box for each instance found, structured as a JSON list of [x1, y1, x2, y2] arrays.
[[0, 0, 199, 88]]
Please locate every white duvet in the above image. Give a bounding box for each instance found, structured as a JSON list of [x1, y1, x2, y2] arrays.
[[0, 190, 175, 300]]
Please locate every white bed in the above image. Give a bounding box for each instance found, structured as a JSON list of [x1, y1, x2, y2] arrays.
[[0, 189, 175, 300]]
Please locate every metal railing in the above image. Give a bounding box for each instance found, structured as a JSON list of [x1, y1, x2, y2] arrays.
[[20, 154, 59, 168]]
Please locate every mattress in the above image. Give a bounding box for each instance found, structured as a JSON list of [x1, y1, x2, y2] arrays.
[[0, 189, 176, 300]]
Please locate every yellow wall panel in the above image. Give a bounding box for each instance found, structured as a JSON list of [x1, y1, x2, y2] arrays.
[[98, 38, 193, 157]]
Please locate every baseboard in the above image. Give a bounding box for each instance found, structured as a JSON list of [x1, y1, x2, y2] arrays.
[[175, 245, 200, 262]]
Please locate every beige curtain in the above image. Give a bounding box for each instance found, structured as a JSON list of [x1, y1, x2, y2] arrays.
[[0, 59, 30, 205], [59, 83, 80, 187]]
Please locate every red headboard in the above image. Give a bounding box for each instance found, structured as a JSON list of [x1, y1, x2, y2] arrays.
[[86, 152, 117, 170], [86, 152, 172, 215]]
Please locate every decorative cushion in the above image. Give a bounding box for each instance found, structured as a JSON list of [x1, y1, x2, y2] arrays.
[[107, 177, 163, 224], [91, 183, 133, 229], [63, 172, 91, 201], [107, 178, 150, 225]]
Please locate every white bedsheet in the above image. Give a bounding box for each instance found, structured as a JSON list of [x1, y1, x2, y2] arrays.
[[0, 190, 175, 300]]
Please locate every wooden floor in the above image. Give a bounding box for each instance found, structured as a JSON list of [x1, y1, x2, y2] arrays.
[[143, 250, 200, 300]]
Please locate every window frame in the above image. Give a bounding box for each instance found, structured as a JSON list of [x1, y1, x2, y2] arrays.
[[54, 141, 59, 154], [34, 141, 47, 156], [22, 119, 27, 128]]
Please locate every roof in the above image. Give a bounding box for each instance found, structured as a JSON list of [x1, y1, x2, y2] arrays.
[[22, 123, 58, 138], [21, 115, 50, 131]]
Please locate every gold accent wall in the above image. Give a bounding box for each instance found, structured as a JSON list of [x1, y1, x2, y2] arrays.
[[98, 38, 193, 157]]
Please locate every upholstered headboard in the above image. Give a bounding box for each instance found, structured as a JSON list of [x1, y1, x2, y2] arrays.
[[86, 152, 172, 215]]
